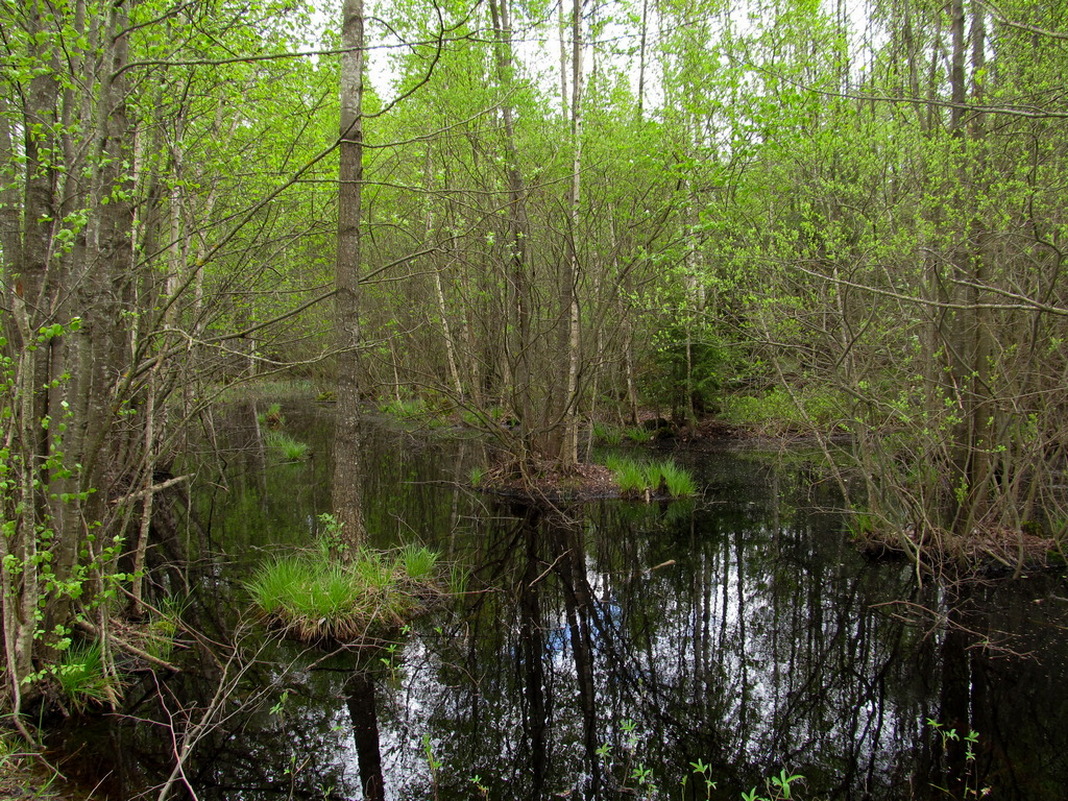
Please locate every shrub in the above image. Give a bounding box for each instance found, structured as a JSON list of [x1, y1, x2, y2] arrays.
[[721, 387, 843, 433]]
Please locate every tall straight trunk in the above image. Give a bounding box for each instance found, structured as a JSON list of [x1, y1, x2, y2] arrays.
[[960, 4, 993, 537], [3, 1, 62, 716], [637, 0, 649, 118], [423, 146, 464, 399], [558, 0, 584, 466], [333, 0, 366, 548], [0, 95, 19, 290], [558, 1, 569, 118], [489, 0, 534, 469]]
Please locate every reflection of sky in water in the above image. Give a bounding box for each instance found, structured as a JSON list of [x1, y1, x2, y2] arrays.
[[70, 405, 1068, 801]]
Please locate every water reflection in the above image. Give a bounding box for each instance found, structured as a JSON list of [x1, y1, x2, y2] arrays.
[[53, 402, 1068, 800]]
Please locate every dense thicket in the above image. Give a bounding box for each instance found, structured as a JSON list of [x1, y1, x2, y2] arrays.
[[2, 0, 1067, 718]]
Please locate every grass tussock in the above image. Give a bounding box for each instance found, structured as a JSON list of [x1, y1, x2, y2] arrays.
[[257, 402, 285, 430], [247, 545, 442, 643], [603, 456, 697, 499], [56, 640, 120, 711], [592, 421, 656, 445], [264, 429, 310, 461]]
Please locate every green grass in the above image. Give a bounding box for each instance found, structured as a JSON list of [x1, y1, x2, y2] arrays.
[[593, 422, 625, 445], [398, 543, 439, 580], [257, 402, 285, 429], [216, 378, 318, 404], [264, 429, 310, 461], [623, 426, 655, 443], [140, 596, 186, 662], [379, 396, 452, 429], [379, 396, 426, 419], [56, 640, 118, 711], [247, 543, 442, 643], [603, 456, 697, 499], [605, 455, 649, 495], [593, 422, 657, 445], [460, 406, 506, 428], [0, 735, 65, 799], [658, 459, 697, 497], [469, 466, 486, 487]]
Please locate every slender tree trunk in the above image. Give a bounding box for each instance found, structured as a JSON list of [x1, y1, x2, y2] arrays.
[[559, 0, 584, 466], [637, 0, 649, 118], [489, 0, 535, 470], [423, 146, 464, 398], [333, 0, 366, 549]]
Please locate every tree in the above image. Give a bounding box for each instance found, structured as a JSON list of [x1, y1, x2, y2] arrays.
[[333, 0, 367, 547], [0, 0, 343, 718]]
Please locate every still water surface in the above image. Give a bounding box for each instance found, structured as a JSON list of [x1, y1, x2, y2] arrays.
[[57, 401, 1068, 799]]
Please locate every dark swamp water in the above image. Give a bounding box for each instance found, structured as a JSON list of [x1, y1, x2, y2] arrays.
[[53, 400, 1068, 800]]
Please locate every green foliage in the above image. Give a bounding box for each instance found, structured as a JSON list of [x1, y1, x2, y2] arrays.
[[611, 457, 649, 496], [741, 769, 805, 801], [685, 759, 717, 799], [142, 597, 184, 663], [658, 460, 698, 498], [603, 456, 697, 499], [592, 422, 624, 446], [56, 640, 118, 711], [926, 718, 988, 800], [216, 380, 319, 405], [721, 388, 841, 434], [592, 422, 655, 445], [0, 322, 135, 705], [469, 466, 486, 488], [264, 430, 310, 461], [0, 734, 63, 799], [257, 403, 285, 430], [379, 397, 427, 419], [447, 563, 470, 597], [599, 718, 659, 797], [399, 543, 439, 580], [625, 427, 656, 444], [642, 324, 732, 421], [246, 535, 442, 643], [378, 396, 453, 429]]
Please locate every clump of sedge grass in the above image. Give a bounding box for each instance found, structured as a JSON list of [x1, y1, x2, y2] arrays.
[[399, 543, 439, 580], [657, 459, 697, 497], [605, 455, 648, 495], [247, 544, 441, 643], [257, 402, 285, 429], [264, 429, 310, 461], [593, 422, 625, 445], [603, 456, 697, 500], [56, 640, 120, 711], [469, 466, 486, 488], [623, 426, 655, 443]]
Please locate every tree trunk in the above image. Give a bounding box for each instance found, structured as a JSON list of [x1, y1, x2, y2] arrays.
[[489, 0, 535, 471], [333, 0, 367, 549]]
